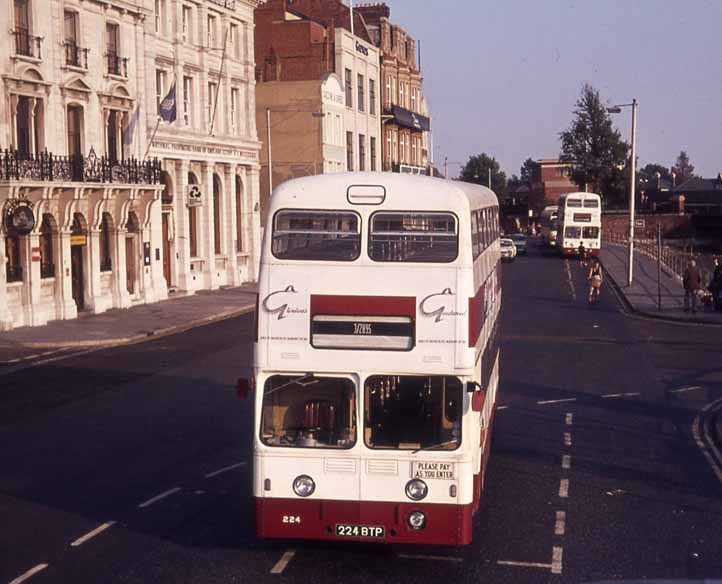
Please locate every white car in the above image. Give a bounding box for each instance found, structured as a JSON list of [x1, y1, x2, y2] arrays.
[[500, 238, 517, 262]]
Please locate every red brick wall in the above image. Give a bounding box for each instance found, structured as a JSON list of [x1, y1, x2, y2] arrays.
[[602, 213, 693, 240]]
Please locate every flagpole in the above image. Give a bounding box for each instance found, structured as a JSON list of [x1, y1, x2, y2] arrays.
[[144, 115, 162, 160], [209, 27, 229, 136], [349, 0, 354, 36]]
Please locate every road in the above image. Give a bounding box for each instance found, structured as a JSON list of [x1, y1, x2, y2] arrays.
[[1, 238, 721, 584]]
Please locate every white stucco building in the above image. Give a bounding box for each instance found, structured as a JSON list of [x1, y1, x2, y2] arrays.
[[0, 0, 263, 331]]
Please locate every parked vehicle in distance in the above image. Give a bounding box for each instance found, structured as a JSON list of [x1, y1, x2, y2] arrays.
[[500, 238, 517, 261], [539, 206, 559, 247], [509, 233, 527, 255]]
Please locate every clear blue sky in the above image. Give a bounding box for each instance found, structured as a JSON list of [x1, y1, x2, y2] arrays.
[[382, 0, 722, 178]]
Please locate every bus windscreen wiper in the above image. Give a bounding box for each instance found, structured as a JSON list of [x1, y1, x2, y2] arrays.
[[412, 440, 458, 454]]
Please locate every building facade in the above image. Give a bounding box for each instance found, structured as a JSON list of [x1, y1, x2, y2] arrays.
[[254, 0, 381, 220], [355, 2, 431, 175], [1, 0, 263, 332], [531, 158, 577, 204]]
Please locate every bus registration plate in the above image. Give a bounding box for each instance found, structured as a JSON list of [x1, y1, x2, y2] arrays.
[[411, 461, 456, 480], [335, 524, 385, 539]]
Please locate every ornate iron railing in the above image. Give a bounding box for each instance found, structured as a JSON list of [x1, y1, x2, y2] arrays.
[[106, 52, 128, 77], [0, 148, 161, 185], [13, 28, 42, 59], [64, 41, 89, 69]]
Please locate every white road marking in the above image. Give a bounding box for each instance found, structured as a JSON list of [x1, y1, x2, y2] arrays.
[[601, 392, 640, 399], [564, 260, 577, 301], [565, 413, 573, 425], [554, 511, 566, 536], [537, 398, 577, 405], [270, 550, 296, 574], [562, 455, 571, 469], [70, 521, 115, 547], [205, 461, 246, 478], [9, 564, 49, 584], [497, 560, 553, 570], [692, 398, 722, 487], [496, 405, 509, 410], [551, 546, 564, 574], [398, 554, 463, 563], [670, 386, 702, 394], [138, 487, 181, 508], [564, 432, 572, 447], [558, 479, 569, 498]]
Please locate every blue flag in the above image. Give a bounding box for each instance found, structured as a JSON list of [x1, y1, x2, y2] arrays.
[[159, 80, 177, 123]]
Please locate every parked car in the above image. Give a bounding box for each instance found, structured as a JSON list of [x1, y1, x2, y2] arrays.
[[509, 233, 527, 255], [500, 238, 517, 262]]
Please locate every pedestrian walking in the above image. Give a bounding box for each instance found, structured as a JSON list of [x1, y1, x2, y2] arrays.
[[683, 258, 702, 313], [578, 242, 587, 267], [709, 257, 722, 312]]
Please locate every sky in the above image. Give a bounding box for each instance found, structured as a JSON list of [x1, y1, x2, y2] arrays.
[[381, 0, 722, 179]]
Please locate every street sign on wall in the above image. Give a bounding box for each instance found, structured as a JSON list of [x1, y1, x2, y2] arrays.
[[187, 184, 203, 207]]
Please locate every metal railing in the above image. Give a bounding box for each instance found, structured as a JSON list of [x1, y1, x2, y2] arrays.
[[106, 52, 128, 77], [64, 41, 89, 69], [0, 148, 161, 185], [13, 28, 42, 59]]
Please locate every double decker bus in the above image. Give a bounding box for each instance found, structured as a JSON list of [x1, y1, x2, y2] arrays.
[[246, 173, 502, 546], [555, 192, 602, 256], [539, 205, 559, 246]]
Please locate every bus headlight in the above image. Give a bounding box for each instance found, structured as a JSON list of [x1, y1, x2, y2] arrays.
[[408, 511, 426, 530], [405, 479, 428, 501], [292, 475, 316, 497]]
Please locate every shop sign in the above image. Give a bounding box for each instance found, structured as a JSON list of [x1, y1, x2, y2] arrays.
[[355, 41, 369, 56], [4, 199, 36, 235], [70, 235, 87, 246]]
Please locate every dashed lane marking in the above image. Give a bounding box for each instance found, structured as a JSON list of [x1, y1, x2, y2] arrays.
[[564, 259, 577, 301], [205, 461, 246, 478], [551, 546, 563, 574], [564, 432, 572, 447], [496, 405, 509, 410], [138, 487, 181, 509], [670, 386, 702, 394], [537, 398, 577, 405], [554, 511, 566, 536], [565, 413, 573, 425], [9, 564, 49, 584], [398, 554, 463, 563], [70, 522, 115, 547], [601, 392, 640, 399], [562, 455, 571, 469], [497, 560, 553, 570], [270, 550, 296, 574], [558, 479, 569, 498]]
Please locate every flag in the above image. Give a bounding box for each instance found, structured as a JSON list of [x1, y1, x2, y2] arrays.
[[122, 104, 140, 145], [159, 79, 177, 123]]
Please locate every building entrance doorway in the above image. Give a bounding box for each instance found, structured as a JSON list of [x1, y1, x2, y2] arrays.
[[125, 236, 135, 295], [162, 212, 172, 287], [71, 244, 84, 310]]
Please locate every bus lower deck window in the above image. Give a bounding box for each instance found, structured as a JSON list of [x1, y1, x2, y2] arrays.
[[261, 375, 356, 449], [369, 212, 458, 263], [364, 375, 462, 450], [272, 210, 361, 261]]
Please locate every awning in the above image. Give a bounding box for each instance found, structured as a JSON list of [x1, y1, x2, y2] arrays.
[[387, 105, 430, 132]]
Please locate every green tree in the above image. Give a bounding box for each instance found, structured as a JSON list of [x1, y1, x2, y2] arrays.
[[559, 84, 629, 205], [520, 157, 537, 183], [459, 153, 507, 198], [638, 163, 671, 187], [672, 150, 696, 181]]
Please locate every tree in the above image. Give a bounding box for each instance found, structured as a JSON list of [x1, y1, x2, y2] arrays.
[[520, 157, 537, 183], [458, 153, 507, 198], [638, 163, 670, 187], [559, 84, 629, 205], [672, 150, 695, 181]]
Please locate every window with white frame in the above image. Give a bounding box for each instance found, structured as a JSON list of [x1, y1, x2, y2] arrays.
[[411, 87, 417, 112], [155, 69, 166, 115], [386, 132, 392, 163], [369, 78, 376, 115], [154, 0, 163, 34], [230, 87, 239, 133], [207, 81, 217, 126], [399, 133, 405, 164], [230, 23, 239, 59], [207, 13, 217, 48], [385, 75, 391, 107], [399, 82, 404, 108], [182, 5, 192, 44], [183, 75, 193, 126], [412, 137, 418, 165]]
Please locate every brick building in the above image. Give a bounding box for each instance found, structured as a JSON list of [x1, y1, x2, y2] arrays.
[[531, 158, 577, 204], [355, 2, 431, 175], [254, 0, 381, 218]]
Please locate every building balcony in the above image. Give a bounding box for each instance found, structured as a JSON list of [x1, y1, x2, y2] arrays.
[[0, 148, 161, 185], [13, 28, 42, 60], [64, 41, 89, 69], [106, 52, 128, 77]]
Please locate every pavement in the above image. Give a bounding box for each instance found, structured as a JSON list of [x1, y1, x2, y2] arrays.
[[0, 284, 257, 364], [600, 242, 722, 325], [1, 237, 722, 583]]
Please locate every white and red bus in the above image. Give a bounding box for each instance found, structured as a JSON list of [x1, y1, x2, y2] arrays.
[[539, 205, 559, 247], [555, 192, 602, 256], [244, 173, 502, 546]]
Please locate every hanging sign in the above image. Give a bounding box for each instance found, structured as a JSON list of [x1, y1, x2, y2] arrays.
[[4, 199, 36, 235]]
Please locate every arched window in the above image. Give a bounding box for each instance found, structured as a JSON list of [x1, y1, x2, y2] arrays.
[[100, 212, 113, 271], [235, 175, 243, 252], [5, 232, 22, 283], [188, 172, 198, 257], [39, 214, 55, 278], [213, 174, 222, 255]]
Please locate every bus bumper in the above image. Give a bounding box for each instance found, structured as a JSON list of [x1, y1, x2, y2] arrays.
[[255, 498, 473, 545], [562, 247, 600, 257]]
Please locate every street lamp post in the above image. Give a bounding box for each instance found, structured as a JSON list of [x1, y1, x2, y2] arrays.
[[608, 98, 638, 287]]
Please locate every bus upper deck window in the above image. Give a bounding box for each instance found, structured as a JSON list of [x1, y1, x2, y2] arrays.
[[369, 212, 458, 263], [583, 199, 599, 208], [272, 210, 361, 261], [567, 199, 583, 208]]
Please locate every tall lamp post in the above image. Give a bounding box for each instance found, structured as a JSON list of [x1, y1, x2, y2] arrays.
[[607, 98, 638, 287]]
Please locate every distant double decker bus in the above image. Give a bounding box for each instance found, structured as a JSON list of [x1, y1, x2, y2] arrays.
[[555, 192, 602, 256], [539, 205, 559, 246], [245, 173, 502, 546]]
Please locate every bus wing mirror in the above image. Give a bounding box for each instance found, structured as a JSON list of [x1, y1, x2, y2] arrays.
[[237, 377, 254, 400], [466, 381, 481, 393], [471, 389, 486, 413]]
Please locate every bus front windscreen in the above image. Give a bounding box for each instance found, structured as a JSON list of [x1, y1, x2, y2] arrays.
[[364, 376, 462, 451]]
